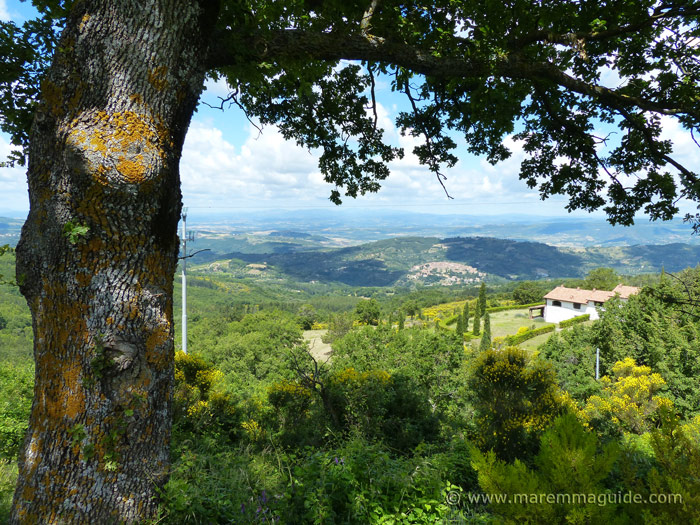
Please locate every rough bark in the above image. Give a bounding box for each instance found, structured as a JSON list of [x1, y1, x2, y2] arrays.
[[11, 1, 218, 522]]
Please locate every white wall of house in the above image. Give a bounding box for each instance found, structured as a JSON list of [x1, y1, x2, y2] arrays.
[[544, 299, 601, 323]]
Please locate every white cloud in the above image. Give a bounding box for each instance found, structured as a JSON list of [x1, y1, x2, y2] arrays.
[[200, 76, 233, 105], [0, 1, 10, 21], [180, 121, 331, 208], [0, 136, 28, 213], [660, 116, 700, 163]]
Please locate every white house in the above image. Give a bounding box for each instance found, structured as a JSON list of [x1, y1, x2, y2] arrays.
[[543, 284, 639, 324]]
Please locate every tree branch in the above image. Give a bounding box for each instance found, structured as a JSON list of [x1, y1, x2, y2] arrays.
[[402, 79, 453, 200], [207, 28, 490, 79], [509, 56, 699, 119], [208, 29, 698, 120], [360, 0, 381, 35]]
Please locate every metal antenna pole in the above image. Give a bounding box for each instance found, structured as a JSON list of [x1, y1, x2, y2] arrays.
[[596, 347, 599, 380], [181, 207, 188, 354]]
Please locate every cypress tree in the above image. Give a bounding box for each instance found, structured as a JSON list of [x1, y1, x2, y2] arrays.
[[478, 282, 487, 317], [482, 312, 492, 347], [473, 311, 481, 335], [456, 313, 465, 336], [398, 311, 405, 330], [463, 301, 470, 331]]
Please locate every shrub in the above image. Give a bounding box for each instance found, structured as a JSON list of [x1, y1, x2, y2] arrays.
[[486, 301, 545, 314], [325, 368, 439, 451], [640, 412, 700, 523], [282, 438, 467, 524], [173, 351, 240, 443], [443, 314, 459, 326], [503, 325, 555, 346], [583, 357, 673, 436], [467, 348, 566, 462], [266, 379, 318, 447], [559, 314, 590, 329], [157, 442, 286, 524], [471, 413, 623, 524], [0, 362, 33, 459], [0, 458, 18, 524]]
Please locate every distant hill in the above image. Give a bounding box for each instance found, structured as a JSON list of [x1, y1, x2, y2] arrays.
[[0, 217, 23, 246], [441, 237, 582, 279], [268, 230, 313, 239], [191, 235, 700, 286], [184, 209, 700, 247], [4, 210, 699, 286]]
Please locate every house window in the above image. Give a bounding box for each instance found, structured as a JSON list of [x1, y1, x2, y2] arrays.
[[594, 301, 603, 307], [573, 303, 581, 310], [552, 300, 561, 307]]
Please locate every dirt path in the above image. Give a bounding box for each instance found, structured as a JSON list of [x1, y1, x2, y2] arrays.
[[303, 330, 333, 362]]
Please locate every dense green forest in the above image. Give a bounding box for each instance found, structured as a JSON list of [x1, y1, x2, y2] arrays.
[[1, 248, 699, 523]]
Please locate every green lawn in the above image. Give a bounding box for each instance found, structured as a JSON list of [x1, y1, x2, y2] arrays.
[[462, 308, 556, 353], [485, 309, 552, 339]]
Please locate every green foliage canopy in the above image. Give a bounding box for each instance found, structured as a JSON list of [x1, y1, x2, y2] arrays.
[[467, 347, 565, 462], [354, 298, 381, 325], [584, 267, 621, 291], [512, 281, 548, 304], [3, 1, 700, 225]]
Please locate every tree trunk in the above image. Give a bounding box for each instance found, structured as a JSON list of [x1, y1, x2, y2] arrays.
[[11, 1, 217, 522]]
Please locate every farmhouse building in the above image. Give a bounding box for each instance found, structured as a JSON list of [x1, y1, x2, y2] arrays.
[[542, 284, 639, 324]]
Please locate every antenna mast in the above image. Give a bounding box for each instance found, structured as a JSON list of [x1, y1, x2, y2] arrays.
[[181, 207, 188, 354]]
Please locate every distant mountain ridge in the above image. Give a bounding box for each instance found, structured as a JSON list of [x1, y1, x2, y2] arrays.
[[3, 212, 698, 285], [2, 212, 699, 247], [191, 235, 700, 286]]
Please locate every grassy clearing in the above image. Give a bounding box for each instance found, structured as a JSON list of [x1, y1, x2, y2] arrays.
[[487, 309, 551, 339], [433, 306, 556, 353], [303, 330, 333, 361]]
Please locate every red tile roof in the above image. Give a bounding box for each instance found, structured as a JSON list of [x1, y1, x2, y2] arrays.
[[544, 284, 639, 303]]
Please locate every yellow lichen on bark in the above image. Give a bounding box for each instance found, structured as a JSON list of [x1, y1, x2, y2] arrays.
[[146, 322, 170, 353], [75, 272, 92, 287], [145, 322, 171, 371], [60, 364, 84, 420], [41, 80, 64, 117], [116, 155, 147, 184], [147, 66, 169, 92], [79, 13, 90, 31], [32, 279, 90, 429], [36, 350, 85, 423], [66, 110, 165, 186]]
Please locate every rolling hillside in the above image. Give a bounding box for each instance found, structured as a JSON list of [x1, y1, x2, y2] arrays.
[[191, 235, 700, 286]]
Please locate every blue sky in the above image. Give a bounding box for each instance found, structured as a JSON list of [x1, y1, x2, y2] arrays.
[[1, 0, 698, 223]]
